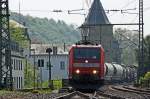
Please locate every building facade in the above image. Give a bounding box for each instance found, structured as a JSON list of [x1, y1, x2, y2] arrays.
[[30, 54, 68, 81], [29, 44, 68, 83], [29, 53, 68, 83], [11, 41, 24, 89]]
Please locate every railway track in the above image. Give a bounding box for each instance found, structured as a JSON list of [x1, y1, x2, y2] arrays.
[[0, 85, 149, 99], [110, 85, 150, 99], [55, 91, 92, 99], [123, 86, 150, 93], [56, 85, 150, 99]]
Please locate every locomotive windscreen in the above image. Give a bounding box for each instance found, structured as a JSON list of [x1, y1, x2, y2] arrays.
[[74, 48, 100, 60]]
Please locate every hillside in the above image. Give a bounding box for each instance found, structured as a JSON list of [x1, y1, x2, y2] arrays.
[[10, 12, 81, 44]]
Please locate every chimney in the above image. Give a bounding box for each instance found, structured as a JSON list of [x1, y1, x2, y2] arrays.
[[53, 46, 57, 55]]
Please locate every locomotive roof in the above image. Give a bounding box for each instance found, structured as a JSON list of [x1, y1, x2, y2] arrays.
[[72, 44, 102, 48]]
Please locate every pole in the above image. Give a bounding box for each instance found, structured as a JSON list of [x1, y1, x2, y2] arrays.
[[25, 55, 27, 75], [48, 52, 52, 88], [40, 67, 42, 89], [46, 48, 52, 89], [33, 50, 35, 89], [137, 0, 144, 81]]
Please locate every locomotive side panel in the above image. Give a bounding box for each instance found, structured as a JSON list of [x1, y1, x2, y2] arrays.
[[100, 47, 105, 79]]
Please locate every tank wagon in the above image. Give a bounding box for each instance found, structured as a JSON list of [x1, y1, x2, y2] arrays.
[[104, 63, 137, 83]]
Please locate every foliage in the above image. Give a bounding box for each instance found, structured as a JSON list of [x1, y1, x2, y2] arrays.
[[10, 21, 29, 48], [10, 12, 81, 44], [24, 60, 38, 88], [143, 35, 150, 67], [53, 80, 62, 89], [114, 28, 138, 65], [0, 90, 12, 95], [139, 72, 150, 87], [39, 80, 62, 89], [144, 72, 150, 80], [138, 35, 150, 76]]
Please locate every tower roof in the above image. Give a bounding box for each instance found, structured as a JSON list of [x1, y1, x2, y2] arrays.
[[84, 0, 110, 25]]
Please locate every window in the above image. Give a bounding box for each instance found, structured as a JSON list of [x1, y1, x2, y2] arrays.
[[19, 77, 20, 89], [60, 61, 65, 70], [21, 77, 22, 89], [16, 60, 18, 70], [14, 77, 16, 88], [14, 59, 16, 70], [74, 48, 100, 60], [18, 60, 20, 70], [11, 59, 14, 70], [20, 60, 22, 70], [17, 77, 18, 88], [38, 59, 44, 67]]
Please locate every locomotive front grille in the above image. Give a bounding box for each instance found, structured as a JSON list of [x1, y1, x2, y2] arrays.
[[73, 63, 99, 67], [73, 74, 99, 81]]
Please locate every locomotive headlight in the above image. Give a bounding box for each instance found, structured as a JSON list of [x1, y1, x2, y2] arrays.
[[76, 69, 80, 74], [93, 70, 97, 74]]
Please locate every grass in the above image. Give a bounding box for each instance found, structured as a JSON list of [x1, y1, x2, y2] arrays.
[[32, 89, 52, 94], [0, 80, 62, 96], [0, 90, 31, 96], [0, 90, 13, 95], [0, 89, 52, 96]]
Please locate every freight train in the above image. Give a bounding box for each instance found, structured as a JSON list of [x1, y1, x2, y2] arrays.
[[68, 42, 137, 89]]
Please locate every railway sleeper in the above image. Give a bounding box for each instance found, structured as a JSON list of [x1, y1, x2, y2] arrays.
[[55, 91, 91, 99]]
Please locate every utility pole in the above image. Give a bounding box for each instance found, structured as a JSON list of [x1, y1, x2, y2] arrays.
[[137, 0, 144, 81], [0, 0, 12, 90], [46, 48, 53, 89]]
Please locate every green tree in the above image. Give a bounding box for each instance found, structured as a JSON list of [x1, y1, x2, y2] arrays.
[[144, 72, 150, 80], [144, 35, 150, 67], [114, 28, 138, 65], [24, 60, 38, 88], [10, 12, 81, 44], [10, 20, 29, 48]]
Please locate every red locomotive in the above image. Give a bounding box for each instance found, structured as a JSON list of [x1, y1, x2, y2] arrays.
[[67, 42, 137, 89], [68, 42, 105, 88]]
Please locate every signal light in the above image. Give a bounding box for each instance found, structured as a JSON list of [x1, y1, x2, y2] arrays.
[[93, 70, 97, 74], [75, 69, 80, 74]]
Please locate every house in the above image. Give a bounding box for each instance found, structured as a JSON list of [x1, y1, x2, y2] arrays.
[[29, 44, 68, 84], [11, 41, 24, 89]]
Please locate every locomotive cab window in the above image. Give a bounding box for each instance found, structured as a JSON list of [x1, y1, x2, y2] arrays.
[[74, 48, 100, 60]]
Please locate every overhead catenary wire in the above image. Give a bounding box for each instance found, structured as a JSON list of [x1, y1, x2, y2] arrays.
[[11, 7, 137, 15], [109, 0, 138, 17]]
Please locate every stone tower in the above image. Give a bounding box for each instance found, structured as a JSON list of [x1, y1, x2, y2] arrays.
[[81, 0, 114, 62]]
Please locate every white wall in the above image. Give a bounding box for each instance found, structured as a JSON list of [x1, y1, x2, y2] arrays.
[[11, 51, 24, 89], [29, 54, 68, 82]]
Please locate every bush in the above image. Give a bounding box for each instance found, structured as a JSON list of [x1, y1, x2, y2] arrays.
[[32, 90, 39, 93], [144, 72, 150, 80], [139, 72, 150, 87]]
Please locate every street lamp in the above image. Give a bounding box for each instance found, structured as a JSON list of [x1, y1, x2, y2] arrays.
[[46, 48, 53, 89], [80, 26, 90, 42], [30, 49, 36, 89]]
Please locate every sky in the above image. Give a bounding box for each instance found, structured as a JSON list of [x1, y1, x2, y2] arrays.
[[9, 0, 150, 36]]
